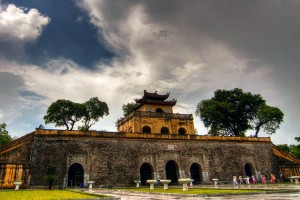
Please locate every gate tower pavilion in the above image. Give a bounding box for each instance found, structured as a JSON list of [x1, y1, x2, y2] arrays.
[[117, 90, 195, 135]]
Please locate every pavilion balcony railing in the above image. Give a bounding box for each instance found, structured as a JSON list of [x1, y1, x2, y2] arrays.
[[117, 111, 193, 126]]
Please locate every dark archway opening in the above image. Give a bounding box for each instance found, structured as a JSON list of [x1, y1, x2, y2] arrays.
[[165, 160, 178, 185], [142, 126, 151, 134], [68, 163, 84, 187], [156, 108, 163, 113], [140, 163, 153, 186], [178, 128, 186, 135], [190, 163, 202, 184], [245, 163, 254, 178], [161, 127, 169, 134]]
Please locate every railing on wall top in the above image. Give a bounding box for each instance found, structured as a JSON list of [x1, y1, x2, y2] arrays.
[[35, 129, 271, 142]]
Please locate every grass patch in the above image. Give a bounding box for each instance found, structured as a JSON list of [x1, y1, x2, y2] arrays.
[[0, 189, 108, 200], [115, 187, 278, 195]]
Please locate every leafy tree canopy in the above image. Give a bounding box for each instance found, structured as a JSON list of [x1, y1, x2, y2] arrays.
[[122, 102, 138, 116], [44, 98, 109, 131], [82, 97, 109, 131], [277, 137, 300, 160], [253, 104, 284, 137], [44, 99, 84, 130], [0, 123, 13, 146], [196, 88, 284, 137]]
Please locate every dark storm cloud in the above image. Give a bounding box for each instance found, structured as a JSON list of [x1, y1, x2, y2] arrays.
[[79, 0, 300, 144]]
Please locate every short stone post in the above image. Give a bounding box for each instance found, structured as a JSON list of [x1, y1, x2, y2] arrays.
[[146, 180, 156, 190], [160, 180, 171, 190], [178, 178, 191, 191], [134, 180, 141, 187], [87, 181, 95, 191], [189, 179, 194, 188], [14, 181, 22, 190], [212, 179, 218, 187]]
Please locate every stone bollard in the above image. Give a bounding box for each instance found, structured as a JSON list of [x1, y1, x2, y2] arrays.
[[160, 180, 171, 190], [134, 180, 141, 188], [178, 178, 191, 191], [212, 179, 218, 187], [189, 179, 194, 188], [146, 180, 156, 190], [14, 181, 22, 190], [87, 181, 95, 191]]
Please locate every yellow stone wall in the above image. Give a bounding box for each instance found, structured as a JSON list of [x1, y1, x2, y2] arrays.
[[137, 104, 174, 113], [118, 104, 195, 134]]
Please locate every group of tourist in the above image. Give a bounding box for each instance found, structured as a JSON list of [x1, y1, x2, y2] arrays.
[[233, 174, 276, 186]]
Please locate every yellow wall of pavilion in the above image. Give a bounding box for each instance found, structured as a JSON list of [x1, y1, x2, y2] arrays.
[[137, 104, 174, 113], [118, 104, 195, 134]]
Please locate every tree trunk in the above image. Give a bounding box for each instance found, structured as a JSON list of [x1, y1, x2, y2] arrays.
[[254, 126, 260, 137], [49, 180, 52, 189]]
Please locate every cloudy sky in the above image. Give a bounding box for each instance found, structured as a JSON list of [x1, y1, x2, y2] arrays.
[[0, 0, 299, 145]]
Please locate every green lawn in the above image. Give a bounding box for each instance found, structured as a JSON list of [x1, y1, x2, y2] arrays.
[[115, 187, 279, 195], [0, 190, 107, 200]]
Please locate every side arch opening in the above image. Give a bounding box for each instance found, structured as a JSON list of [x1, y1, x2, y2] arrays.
[[245, 162, 255, 178], [140, 163, 154, 186], [190, 163, 202, 184], [68, 163, 84, 187]]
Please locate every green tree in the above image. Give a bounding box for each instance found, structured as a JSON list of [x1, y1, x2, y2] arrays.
[[291, 136, 300, 160], [196, 88, 283, 137], [253, 104, 284, 137], [277, 144, 290, 153], [277, 137, 300, 160], [0, 123, 12, 146], [44, 99, 84, 130], [122, 102, 138, 116], [81, 97, 109, 131], [44, 174, 58, 190]]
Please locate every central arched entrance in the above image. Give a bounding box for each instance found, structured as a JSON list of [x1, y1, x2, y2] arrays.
[[68, 163, 84, 187], [161, 127, 169, 134], [140, 163, 153, 186], [165, 160, 179, 185], [178, 128, 186, 135], [156, 108, 163, 113], [190, 163, 202, 184]]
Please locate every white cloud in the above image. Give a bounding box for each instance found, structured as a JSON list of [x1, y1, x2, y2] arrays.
[[0, 4, 50, 41], [77, 1, 295, 143]]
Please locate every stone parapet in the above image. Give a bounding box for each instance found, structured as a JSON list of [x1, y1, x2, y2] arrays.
[[35, 129, 271, 143]]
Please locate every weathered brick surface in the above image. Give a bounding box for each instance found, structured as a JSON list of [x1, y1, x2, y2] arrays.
[[29, 134, 279, 187], [0, 133, 34, 164]]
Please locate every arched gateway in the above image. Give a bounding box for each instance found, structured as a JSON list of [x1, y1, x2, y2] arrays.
[[245, 162, 255, 178], [140, 163, 153, 185], [165, 160, 179, 185], [68, 163, 84, 187], [190, 163, 202, 184]]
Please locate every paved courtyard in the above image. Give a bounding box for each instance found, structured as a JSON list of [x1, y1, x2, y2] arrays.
[[85, 184, 300, 200]]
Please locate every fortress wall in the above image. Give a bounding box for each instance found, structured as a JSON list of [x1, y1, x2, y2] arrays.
[[29, 132, 278, 187], [0, 133, 34, 188]]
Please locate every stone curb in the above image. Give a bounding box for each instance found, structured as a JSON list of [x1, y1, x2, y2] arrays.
[[102, 188, 300, 198]]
